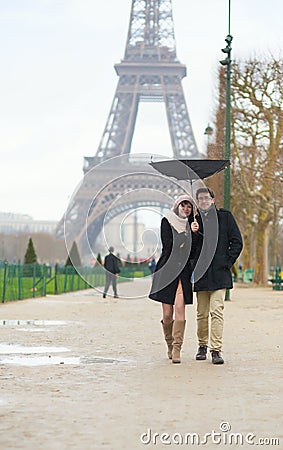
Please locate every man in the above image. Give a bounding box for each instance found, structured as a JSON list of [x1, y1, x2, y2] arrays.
[[103, 247, 120, 298], [191, 188, 243, 365], [148, 256, 156, 277]]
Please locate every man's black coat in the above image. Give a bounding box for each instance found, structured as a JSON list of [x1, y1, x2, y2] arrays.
[[193, 207, 243, 291]]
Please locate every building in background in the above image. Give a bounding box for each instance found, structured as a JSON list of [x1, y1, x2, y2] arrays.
[[0, 212, 58, 235], [0, 212, 65, 264]]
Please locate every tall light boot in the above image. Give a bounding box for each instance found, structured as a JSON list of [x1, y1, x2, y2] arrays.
[[161, 320, 174, 359], [172, 320, 186, 364]]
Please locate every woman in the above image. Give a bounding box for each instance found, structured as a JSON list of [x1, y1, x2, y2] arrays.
[[149, 194, 196, 363]]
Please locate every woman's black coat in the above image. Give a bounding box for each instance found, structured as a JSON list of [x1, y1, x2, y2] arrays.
[[149, 217, 195, 305], [193, 207, 243, 291]]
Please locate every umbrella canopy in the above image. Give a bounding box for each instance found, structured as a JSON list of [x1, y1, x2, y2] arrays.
[[149, 159, 230, 181]]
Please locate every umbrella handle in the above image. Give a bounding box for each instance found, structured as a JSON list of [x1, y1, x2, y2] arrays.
[[190, 180, 196, 221]]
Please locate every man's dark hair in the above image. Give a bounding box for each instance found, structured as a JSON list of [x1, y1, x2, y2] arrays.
[[196, 187, 215, 199]]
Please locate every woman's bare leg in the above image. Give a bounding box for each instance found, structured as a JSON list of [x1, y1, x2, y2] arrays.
[[162, 303, 174, 324], [174, 281, 185, 320]]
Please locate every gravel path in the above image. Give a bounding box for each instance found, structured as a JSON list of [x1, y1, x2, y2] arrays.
[[0, 280, 282, 449]]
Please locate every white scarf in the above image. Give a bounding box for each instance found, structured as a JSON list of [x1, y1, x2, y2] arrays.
[[165, 210, 188, 234]]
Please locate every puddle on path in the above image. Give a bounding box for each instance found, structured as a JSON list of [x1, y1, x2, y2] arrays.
[[0, 343, 70, 354], [0, 354, 129, 366], [18, 328, 52, 333], [0, 355, 80, 366], [0, 320, 74, 326], [80, 356, 128, 364], [0, 343, 129, 366]]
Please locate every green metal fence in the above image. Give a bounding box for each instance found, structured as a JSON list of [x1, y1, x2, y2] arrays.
[[0, 263, 120, 302], [0, 262, 152, 303]]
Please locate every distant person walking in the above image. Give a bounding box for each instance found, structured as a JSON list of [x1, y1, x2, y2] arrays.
[[103, 247, 120, 298], [148, 256, 156, 277]]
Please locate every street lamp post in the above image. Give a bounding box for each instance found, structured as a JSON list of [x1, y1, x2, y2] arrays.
[[220, 1, 232, 210], [220, 0, 233, 300]]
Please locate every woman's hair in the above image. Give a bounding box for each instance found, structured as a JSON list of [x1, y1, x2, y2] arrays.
[[173, 195, 194, 216]]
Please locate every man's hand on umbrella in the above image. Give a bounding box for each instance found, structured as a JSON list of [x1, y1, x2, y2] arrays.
[[191, 221, 199, 233]]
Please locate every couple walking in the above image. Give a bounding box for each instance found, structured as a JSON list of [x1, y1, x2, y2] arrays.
[[149, 189, 243, 365]]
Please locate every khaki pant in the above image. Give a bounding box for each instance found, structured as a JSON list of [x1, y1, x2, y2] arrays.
[[196, 289, 226, 351]]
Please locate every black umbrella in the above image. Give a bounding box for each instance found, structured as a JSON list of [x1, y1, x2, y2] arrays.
[[149, 158, 230, 218], [149, 159, 230, 181]]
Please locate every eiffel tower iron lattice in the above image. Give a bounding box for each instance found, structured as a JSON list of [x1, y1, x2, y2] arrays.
[[56, 0, 203, 260]]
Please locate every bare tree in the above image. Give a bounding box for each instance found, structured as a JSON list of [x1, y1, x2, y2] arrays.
[[210, 55, 283, 284], [231, 55, 283, 283]]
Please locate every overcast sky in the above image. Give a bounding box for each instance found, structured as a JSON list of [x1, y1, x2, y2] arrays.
[[0, 0, 281, 221]]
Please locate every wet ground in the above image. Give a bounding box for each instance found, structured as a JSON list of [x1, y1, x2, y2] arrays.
[[0, 279, 282, 449]]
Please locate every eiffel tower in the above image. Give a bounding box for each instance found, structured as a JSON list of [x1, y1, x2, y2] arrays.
[[56, 0, 203, 259]]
